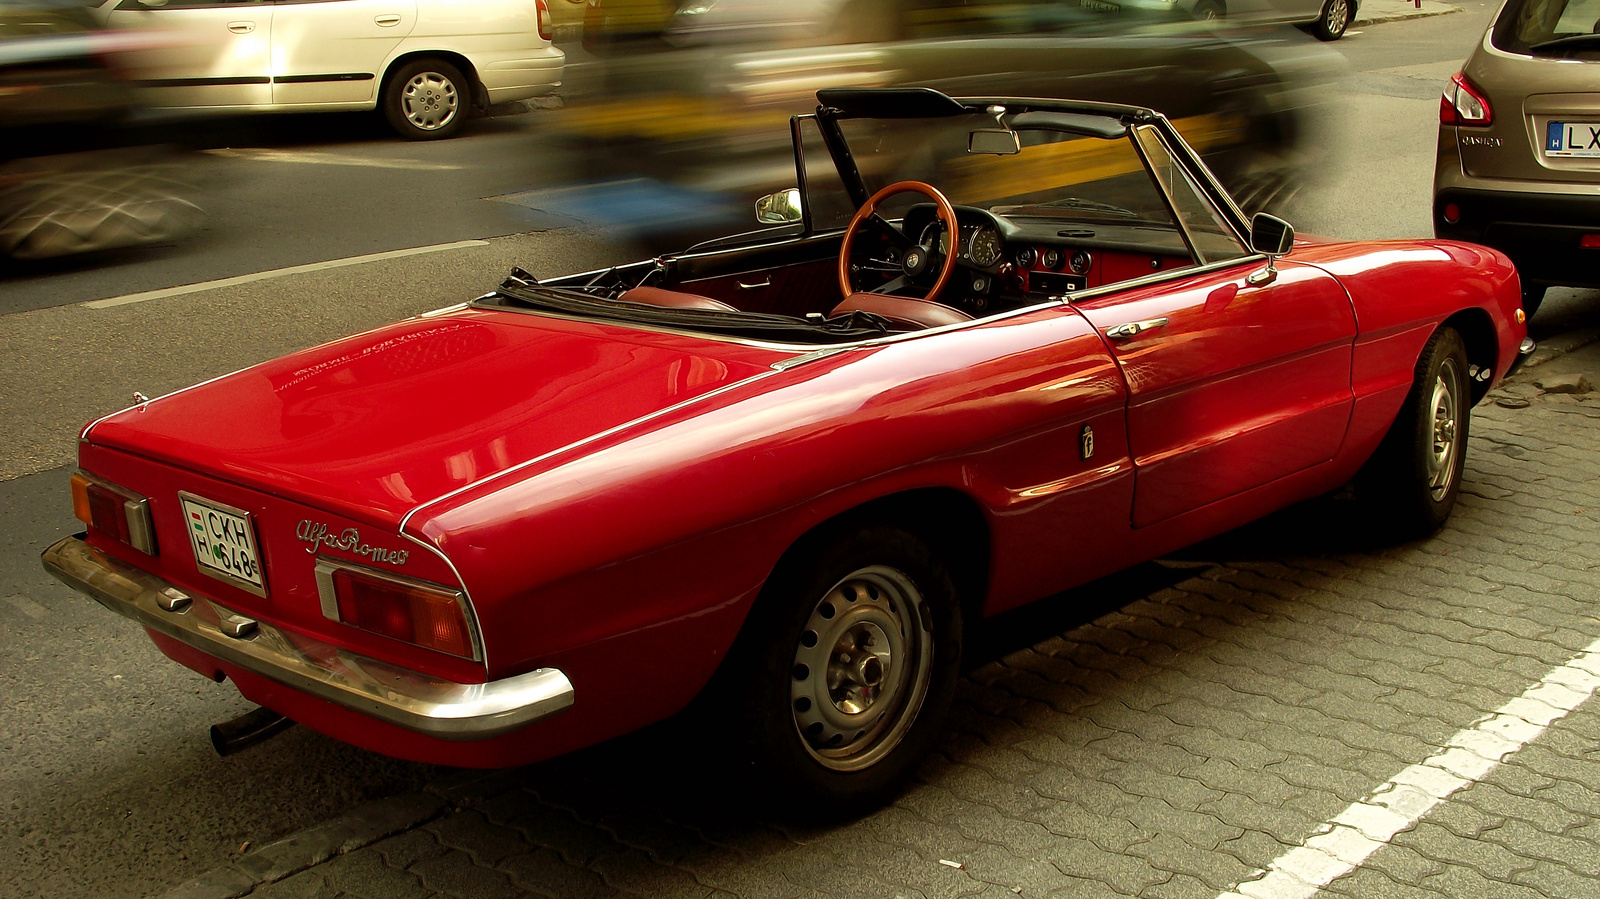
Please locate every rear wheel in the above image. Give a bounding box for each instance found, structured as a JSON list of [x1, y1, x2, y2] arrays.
[[1192, 0, 1223, 19], [1309, 0, 1349, 40], [383, 58, 468, 140], [1357, 327, 1470, 539], [728, 525, 962, 814]]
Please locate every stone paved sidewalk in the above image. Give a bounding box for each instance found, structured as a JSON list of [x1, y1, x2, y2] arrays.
[[166, 331, 1600, 899]]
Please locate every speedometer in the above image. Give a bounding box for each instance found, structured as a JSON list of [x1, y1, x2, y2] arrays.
[[968, 226, 1002, 267]]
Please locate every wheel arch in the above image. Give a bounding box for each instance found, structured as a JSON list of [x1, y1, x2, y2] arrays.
[[1442, 307, 1498, 404], [380, 51, 488, 111]]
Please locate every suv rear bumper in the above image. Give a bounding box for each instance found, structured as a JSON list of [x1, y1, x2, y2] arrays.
[[1434, 185, 1600, 288], [42, 535, 574, 740]]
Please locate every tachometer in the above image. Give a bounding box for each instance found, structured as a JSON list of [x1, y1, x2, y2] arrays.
[[968, 226, 1002, 267]]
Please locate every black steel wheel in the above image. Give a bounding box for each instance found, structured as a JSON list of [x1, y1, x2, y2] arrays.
[[727, 525, 962, 814], [1310, 0, 1350, 40], [1357, 327, 1471, 539], [383, 58, 468, 140]]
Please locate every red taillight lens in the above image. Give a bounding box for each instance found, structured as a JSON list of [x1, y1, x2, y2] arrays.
[[536, 0, 553, 42], [320, 562, 476, 659], [71, 472, 157, 555], [1441, 72, 1492, 127]]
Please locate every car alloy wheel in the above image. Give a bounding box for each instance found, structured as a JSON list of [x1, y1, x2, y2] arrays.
[[1313, 0, 1349, 39], [1426, 357, 1461, 502], [789, 565, 933, 772]]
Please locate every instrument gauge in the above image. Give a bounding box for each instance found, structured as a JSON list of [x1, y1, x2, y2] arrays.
[[968, 226, 1003, 267]]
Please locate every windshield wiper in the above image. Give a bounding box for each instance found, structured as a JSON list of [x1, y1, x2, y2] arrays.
[[1529, 33, 1600, 55]]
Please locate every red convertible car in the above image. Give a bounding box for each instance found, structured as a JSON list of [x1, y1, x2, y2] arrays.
[[46, 89, 1531, 809]]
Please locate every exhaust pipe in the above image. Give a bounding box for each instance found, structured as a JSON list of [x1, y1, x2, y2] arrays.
[[210, 707, 295, 757]]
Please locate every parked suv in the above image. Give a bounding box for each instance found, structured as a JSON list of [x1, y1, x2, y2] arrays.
[[1434, 0, 1600, 315]]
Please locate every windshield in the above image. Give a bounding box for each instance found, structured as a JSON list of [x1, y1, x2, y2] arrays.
[[1493, 0, 1600, 55]]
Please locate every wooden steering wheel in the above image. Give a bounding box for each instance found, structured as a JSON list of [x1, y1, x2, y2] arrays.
[[838, 180, 960, 303]]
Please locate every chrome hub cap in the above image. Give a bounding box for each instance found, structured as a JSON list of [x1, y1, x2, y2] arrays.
[[1427, 358, 1461, 501], [401, 72, 458, 131], [790, 566, 933, 772]]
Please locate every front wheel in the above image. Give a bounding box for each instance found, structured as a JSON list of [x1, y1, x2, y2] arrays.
[[383, 59, 468, 140], [1309, 0, 1350, 40], [1356, 327, 1470, 539], [729, 525, 962, 814]]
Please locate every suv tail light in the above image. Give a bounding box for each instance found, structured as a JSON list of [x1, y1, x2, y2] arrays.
[[315, 560, 478, 659], [1441, 72, 1492, 127], [536, 0, 553, 42], [71, 472, 156, 555]]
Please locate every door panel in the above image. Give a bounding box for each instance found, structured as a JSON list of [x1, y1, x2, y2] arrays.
[[1076, 261, 1357, 528], [270, 0, 415, 105], [108, 0, 273, 108]]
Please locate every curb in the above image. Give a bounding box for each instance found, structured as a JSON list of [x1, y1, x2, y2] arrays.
[[1355, 0, 1460, 25]]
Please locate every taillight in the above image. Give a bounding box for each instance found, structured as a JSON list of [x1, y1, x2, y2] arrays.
[[536, 0, 553, 42], [315, 560, 477, 659], [1441, 72, 1492, 127], [71, 471, 156, 555]]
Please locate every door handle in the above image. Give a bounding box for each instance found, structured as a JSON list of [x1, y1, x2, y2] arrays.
[[226, 20, 254, 33], [374, 13, 402, 25], [1105, 317, 1169, 341], [736, 279, 771, 290]]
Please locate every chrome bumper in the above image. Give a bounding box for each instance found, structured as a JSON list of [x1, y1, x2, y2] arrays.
[[1509, 336, 1537, 376], [43, 536, 573, 740]]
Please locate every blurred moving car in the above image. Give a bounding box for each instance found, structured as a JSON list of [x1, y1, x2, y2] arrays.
[[91, 0, 565, 139], [1, 0, 202, 260], [547, 0, 1342, 244], [49, 88, 1531, 809], [1434, 0, 1600, 316]]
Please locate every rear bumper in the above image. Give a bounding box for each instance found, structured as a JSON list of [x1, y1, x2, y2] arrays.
[[1434, 185, 1600, 288], [42, 535, 573, 740]]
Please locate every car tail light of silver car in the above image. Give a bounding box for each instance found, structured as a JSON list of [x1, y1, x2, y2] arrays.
[[314, 559, 480, 660], [1441, 72, 1492, 127], [537, 0, 553, 42], [71, 471, 156, 555]]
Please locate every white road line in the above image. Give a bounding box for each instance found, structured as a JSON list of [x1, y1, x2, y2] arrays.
[[201, 147, 464, 171], [83, 240, 491, 310], [1219, 636, 1600, 899]]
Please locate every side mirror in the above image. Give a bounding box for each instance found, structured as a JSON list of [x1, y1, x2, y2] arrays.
[[755, 188, 803, 225], [1249, 212, 1294, 257], [969, 129, 1021, 155]]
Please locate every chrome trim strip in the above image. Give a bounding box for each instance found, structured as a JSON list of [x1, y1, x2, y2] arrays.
[[43, 536, 573, 740], [312, 556, 483, 663]]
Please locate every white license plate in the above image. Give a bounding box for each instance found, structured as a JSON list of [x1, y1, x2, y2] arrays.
[[179, 492, 267, 596], [1545, 121, 1600, 157]]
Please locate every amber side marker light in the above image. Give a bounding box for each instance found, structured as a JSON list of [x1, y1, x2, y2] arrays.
[[314, 560, 477, 660], [71, 472, 157, 555]]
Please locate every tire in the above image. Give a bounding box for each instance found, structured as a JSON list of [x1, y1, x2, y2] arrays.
[[1310, 0, 1350, 40], [1192, 0, 1224, 20], [1356, 327, 1470, 539], [383, 58, 468, 140], [726, 525, 962, 815], [1522, 283, 1547, 318]]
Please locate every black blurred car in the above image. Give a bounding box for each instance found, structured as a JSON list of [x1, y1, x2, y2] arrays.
[[545, 0, 1340, 246], [1, 0, 201, 260]]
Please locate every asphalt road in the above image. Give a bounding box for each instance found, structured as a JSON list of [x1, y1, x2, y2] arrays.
[[2, 4, 1598, 898]]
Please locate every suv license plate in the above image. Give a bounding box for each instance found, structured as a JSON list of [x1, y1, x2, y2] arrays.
[[1545, 121, 1600, 157], [180, 492, 267, 596]]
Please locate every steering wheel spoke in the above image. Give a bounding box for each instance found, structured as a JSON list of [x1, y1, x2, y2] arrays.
[[839, 181, 958, 304]]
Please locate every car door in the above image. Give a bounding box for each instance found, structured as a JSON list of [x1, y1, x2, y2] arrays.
[[1074, 125, 1357, 529], [269, 0, 416, 106], [103, 0, 272, 108]]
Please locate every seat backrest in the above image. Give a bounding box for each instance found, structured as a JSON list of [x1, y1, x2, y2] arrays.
[[619, 286, 738, 313], [829, 292, 974, 330]]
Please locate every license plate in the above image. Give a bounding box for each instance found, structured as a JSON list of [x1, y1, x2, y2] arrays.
[[179, 492, 267, 597], [1545, 121, 1600, 157]]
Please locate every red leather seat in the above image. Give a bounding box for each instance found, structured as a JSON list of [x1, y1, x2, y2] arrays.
[[618, 286, 738, 313], [829, 293, 974, 330]]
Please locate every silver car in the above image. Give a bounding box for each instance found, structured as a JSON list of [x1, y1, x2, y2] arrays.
[[1434, 0, 1600, 315]]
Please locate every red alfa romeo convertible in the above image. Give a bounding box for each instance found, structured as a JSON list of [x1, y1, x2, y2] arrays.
[[46, 89, 1532, 808]]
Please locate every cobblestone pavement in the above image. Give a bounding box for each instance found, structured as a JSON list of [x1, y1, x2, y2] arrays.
[[171, 339, 1600, 899]]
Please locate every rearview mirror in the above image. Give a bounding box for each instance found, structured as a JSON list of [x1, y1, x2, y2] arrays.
[[969, 129, 1021, 155], [1249, 212, 1295, 257], [755, 188, 802, 225]]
